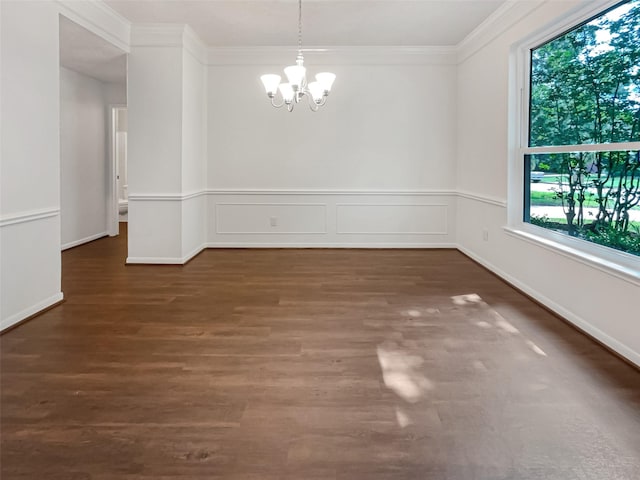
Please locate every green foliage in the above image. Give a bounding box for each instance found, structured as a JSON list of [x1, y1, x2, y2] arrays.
[[583, 225, 640, 255], [530, 1, 640, 148], [530, 190, 600, 207], [530, 215, 640, 255], [529, 214, 554, 227]]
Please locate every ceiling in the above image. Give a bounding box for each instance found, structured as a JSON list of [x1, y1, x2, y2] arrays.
[[105, 0, 506, 47], [60, 15, 127, 84]]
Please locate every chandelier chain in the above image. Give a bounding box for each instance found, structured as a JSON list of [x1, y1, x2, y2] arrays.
[[298, 0, 302, 53]]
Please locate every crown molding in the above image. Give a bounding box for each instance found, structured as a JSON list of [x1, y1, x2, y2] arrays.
[[57, 0, 130, 53], [183, 25, 208, 64], [130, 24, 187, 46], [457, 0, 546, 63], [206, 45, 458, 66], [131, 24, 207, 64], [54, 0, 591, 69], [72, 0, 570, 67]]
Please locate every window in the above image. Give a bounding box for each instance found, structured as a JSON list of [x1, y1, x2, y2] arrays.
[[521, 0, 640, 258]]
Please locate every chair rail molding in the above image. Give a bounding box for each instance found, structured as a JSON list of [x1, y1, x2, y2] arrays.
[[0, 208, 60, 228]]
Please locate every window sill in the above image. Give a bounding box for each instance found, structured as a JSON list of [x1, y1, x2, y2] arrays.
[[503, 226, 640, 287]]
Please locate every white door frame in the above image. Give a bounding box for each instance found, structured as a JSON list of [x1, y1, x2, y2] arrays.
[[108, 104, 126, 236]]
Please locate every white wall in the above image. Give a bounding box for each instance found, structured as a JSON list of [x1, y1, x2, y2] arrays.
[[127, 44, 184, 261], [181, 47, 207, 258], [206, 55, 458, 247], [127, 26, 208, 263], [60, 67, 111, 249], [208, 63, 456, 190], [456, 0, 640, 366], [0, 1, 63, 330], [104, 80, 127, 106]]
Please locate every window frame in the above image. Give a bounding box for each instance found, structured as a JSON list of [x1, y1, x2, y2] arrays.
[[507, 0, 640, 285]]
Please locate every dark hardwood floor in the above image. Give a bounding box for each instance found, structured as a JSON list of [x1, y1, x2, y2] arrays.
[[1, 224, 639, 479]]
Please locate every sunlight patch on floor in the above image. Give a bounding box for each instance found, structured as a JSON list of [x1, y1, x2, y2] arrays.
[[377, 342, 433, 404], [395, 406, 412, 428], [526, 340, 547, 356], [451, 293, 550, 361]]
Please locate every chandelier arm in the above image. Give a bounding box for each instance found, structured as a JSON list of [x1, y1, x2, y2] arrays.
[[270, 96, 286, 108], [305, 93, 322, 111]]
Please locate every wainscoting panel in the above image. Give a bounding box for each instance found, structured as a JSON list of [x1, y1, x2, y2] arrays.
[[126, 198, 183, 263], [216, 203, 327, 235], [207, 190, 457, 247], [336, 204, 447, 235], [1, 209, 62, 331]]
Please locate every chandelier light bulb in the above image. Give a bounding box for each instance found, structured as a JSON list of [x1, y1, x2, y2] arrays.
[[260, 74, 281, 96], [307, 82, 324, 103], [278, 83, 295, 103], [258, 0, 335, 112], [284, 64, 306, 91], [315, 72, 336, 93]]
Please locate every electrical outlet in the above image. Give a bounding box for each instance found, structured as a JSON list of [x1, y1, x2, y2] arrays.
[[482, 228, 489, 241], [270, 217, 278, 227]]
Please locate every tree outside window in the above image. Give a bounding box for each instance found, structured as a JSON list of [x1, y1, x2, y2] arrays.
[[526, 0, 640, 256]]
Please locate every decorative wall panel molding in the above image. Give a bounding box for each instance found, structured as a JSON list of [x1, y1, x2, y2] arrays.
[[336, 204, 447, 235], [215, 203, 327, 235], [206, 190, 456, 247], [457, 190, 507, 208]]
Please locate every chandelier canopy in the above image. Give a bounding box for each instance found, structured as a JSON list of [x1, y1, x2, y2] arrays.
[[260, 0, 336, 112]]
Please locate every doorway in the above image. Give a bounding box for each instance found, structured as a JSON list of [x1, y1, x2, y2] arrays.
[[110, 106, 128, 235], [59, 14, 127, 250]]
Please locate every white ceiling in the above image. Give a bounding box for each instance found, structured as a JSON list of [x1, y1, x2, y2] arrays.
[[59, 15, 127, 84], [105, 0, 506, 47]]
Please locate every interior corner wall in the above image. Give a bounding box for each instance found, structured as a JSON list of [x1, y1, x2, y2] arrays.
[[180, 48, 207, 259], [456, 1, 640, 366], [60, 67, 111, 250], [206, 61, 458, 247], [103, 80, 128, 106], [0, 0, 63, 330]]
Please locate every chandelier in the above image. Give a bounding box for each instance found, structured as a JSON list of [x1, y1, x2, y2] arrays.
[[260, 0, 336, 112]]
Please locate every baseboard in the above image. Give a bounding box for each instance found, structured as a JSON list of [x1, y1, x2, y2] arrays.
[[182, 244, 207, 264], [1, 292, 64, 333], [456, 244, 640, 368], [126, 256, 187, 265], [126, 244, 207, 265], [61, 232, 108, 251], [206, 242, 458, 249]]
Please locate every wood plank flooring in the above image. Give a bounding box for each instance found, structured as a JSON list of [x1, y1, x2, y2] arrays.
[[1, 225, 639, 479]]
